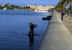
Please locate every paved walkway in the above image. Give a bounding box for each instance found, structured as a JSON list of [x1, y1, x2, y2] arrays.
[[39, 11, 72, 50]]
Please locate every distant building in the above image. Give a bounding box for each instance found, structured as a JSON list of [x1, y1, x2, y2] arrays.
[[28, 5, 54, 11]]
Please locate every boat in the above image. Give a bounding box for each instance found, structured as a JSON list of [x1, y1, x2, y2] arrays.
[[34, 9, 48, 12], [42, 15, 52, 20]]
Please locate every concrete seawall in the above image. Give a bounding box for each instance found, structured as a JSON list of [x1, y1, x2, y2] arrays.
[[39, 11, 72, 50]]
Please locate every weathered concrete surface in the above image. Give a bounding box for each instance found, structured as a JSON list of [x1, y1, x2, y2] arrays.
[[39, 11, 72, 50]]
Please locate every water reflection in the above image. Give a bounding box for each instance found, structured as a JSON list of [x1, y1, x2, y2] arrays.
[[29, 33, 34, 50]]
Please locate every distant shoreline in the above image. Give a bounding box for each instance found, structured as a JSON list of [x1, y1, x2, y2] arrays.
[[0, 3, 54, 11]]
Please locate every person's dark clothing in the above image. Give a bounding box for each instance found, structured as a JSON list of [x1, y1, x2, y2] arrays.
[[30, 24, 35, 31], [29, 24, 37, 37], [29, 29, 34, 37], [29, 23, 37, 44], [30, 24, 37, 32], [61, 12, 64, 20]]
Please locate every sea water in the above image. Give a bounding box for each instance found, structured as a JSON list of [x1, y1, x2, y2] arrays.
[[0, 10, 49, 50]]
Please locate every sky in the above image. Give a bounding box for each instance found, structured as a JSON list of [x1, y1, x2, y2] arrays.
[[0, 0, 60, 6]]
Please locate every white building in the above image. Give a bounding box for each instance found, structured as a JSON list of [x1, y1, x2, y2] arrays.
[[28, 5, 55, 11]]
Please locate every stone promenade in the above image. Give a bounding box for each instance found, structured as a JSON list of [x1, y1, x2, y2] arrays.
[[39, 11, 72, 50]]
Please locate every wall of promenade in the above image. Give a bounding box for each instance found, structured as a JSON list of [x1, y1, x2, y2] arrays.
[[39, 11, 72, 50]]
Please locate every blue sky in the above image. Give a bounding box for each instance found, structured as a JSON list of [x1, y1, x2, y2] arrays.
[[0, 0, 60, 6]]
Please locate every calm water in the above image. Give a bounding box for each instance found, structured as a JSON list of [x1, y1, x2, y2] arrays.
[[0, 10, 49, 50]]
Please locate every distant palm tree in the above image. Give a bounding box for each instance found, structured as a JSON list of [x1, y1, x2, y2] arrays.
[[64, 0, 72, 6], [55, 0, 72, 10], [55, 0, 66, 10]]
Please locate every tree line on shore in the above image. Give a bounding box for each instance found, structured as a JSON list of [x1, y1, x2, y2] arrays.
[[0, 3, 30, 10]]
